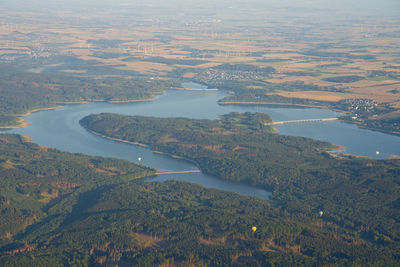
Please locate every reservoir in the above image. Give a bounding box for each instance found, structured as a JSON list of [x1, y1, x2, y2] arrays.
[[8, 87, 400, 199]]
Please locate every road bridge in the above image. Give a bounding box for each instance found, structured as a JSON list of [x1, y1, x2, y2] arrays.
[[265, 117, 338, 126], [155, 170, 201, 175]]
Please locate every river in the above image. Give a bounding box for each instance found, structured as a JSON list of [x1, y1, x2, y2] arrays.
[[7, 84, 400, 199]]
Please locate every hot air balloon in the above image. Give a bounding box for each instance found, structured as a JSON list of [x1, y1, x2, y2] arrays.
[[252, 226, 257, 232]]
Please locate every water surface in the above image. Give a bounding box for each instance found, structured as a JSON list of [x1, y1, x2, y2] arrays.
[[8, 87, 400, 199]]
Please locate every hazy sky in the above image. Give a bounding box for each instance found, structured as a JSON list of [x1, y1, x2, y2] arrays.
[[1, 0, 399, 17], [1, 0, 399, 10]]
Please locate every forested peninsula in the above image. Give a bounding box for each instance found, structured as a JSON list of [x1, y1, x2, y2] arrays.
[[78, 112, 400, 265], [0, 64, 176, 128], [2, 132, 398, 266]]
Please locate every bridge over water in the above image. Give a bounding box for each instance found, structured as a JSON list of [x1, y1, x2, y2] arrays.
[[265, 117, 338, 126], [155, 170, 201, 175]]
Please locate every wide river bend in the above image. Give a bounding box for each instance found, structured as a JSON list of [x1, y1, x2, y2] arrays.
[[7, 85, 400, 199]]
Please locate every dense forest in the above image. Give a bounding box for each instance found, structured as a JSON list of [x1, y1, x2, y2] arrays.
[[1, 2, 399, 265], [1, 133, 399, 266], [341, 114, 400, 136], [323, 76, 364, 83], [0, 63, 176, 127], [0, 134, 154, 238], [80, 112, 400, 265]]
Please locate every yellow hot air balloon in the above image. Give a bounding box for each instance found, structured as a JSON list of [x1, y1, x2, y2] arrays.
[[252, 226, 257, 232]]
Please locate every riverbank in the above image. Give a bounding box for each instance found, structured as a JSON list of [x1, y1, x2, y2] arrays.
[[0, 97, 157, 130], [0, 106, 63, 129], [109, 97, 156, 103], [218, 101, 326, 109], [57, 97, 156, 105], [342, 118, 400, 137], [0, 118, 30, 129], [84, 127, 150, 148], [326, 150, 370, 160], [83, 126, 203, 170], [8, 88, 398, 162], [219, 100, 400, 136], [173, 87, 218, 91]]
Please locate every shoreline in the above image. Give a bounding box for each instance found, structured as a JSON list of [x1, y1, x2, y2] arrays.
[[17, 106, 63, 117], [108, 97, 156, 103], [219, 101, 327, 109], [218, 100, 352, 114], [271, 127, 279, 134], [172, 87, 218, 91], [56, 97, 156, 104], [0, 97, 156, 129], [82, 127, 202, 169], [82, 126, 272, 197], [0, 118, 30, 129], [20, 134, 33, 143], [85, 128, 150, 148], [341, 119, 400, 137], [326, 150, 370, 160], [0, 106, 63, 129], [218, 100, 399, 137]]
